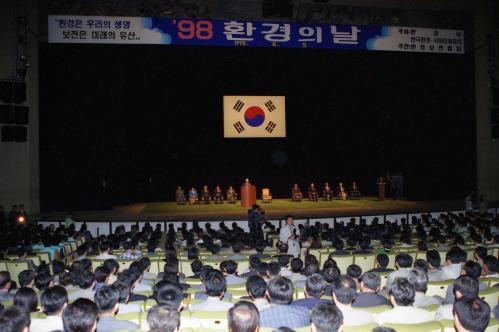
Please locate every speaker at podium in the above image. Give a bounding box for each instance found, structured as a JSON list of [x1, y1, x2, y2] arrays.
[[241, 178, 256, 208]]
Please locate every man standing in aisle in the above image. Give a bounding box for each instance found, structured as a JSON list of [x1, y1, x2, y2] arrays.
[[248, 204, 264, 242], [280, 215, 300, 258]]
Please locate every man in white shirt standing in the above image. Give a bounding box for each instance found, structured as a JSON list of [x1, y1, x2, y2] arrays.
[[375, 279, 434, 325], [331, 275, 375, 326], [279, 215, 300, 258], [30, 286, 67, 332]]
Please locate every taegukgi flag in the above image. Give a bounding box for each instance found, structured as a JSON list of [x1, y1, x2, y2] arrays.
[[223, 95, 286, 138]]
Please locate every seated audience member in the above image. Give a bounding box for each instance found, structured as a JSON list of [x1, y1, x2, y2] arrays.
[[426, 250, 442, 281], [251, 241, 271, 260], [30, 285, 67, 332], [413, 259, 429, 271], [120, 241, 142, 260], [407, 268, 443, 307], [13, 287, 38, 313], [94, 266, 110, 290], [474, 246, 488, 267], [228, 301, 260, 332], [0, 305, 30, 332], [310, 302, 344, 332], [435, 276, 479, 320], [288, 258, 306, 284], [104, 259, 119, 284], [116, 271, 149, 301], [68, 270, 96, 302], [445, 261, 487, 305], [95, 242, 117, 260], [353, 238, 372, 254], [276, 255, 293, 277], [153, 281, 184, 309], [206, 244, 224, 260], [293, 274, 327, 310], [260, 277, 310, 328], [440, 247, 467, 280], [221, 260, 246, 285], [62, 298, 98, 332], [268, 262, 282, 281], [35, 272, 54, 293], [386, 253, 413, 291], [370, 254, 393, 273], [0, 272, 14, 302], [329, 239, 350, 256], [322, 266, 341, 295], [228, 244, 246, 261], [352, 271, 390, 307], [482, 255, 499, 277], [246, 275, 270, 311], [139, 257, 157, 280], [112, 281, 143, 314], [242, 257, 261, 278], [15, 247, 36, 271], [190, 270, 233, 311], [454, 298, 491, 332], [346, 265, 362, 289], [162, 272, 189, 292], [18, 270, 35, 288], [375, 279, 434, 324], [189, 260, 203, 279], [331, 275, 374, 326], [147, 305, 180, 332], [94, 285, 138, 331]]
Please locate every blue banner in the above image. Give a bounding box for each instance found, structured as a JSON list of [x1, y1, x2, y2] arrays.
[[48, 15, 465, 54]]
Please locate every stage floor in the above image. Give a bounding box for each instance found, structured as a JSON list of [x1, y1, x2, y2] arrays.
[[38, 198, 485, 222]]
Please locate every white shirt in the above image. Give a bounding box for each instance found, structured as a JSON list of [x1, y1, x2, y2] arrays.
[[434, 304, 453, 320], [190, 296, 234, 312], [439, 264, 462, 281], [30, 316, 63, 332], [375, 306, 435, 324], [253, 298, 272, 311], [225, 274, 246, 285], [338, 306, 375, 326], [413, 292, 443, 307], [119, 302, 143, 313], [386, 268, 411, 291], [95, 252, 117, 260], [68, 288, 95, 302]]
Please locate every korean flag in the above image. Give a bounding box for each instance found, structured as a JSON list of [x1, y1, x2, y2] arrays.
[[223, 95, 286, 138]]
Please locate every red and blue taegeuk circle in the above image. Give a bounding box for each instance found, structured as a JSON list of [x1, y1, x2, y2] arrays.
[[244, 106, 265, 127]]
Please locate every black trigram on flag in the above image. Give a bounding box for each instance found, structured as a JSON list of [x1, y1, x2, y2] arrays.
[[233, 100, 245, 112], [265, 100, 276, 112], [233, 121, 245, 133], [265, 121, 277, 133]]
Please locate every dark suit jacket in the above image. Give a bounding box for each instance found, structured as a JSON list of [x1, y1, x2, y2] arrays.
[[352, 292, 390, 307], [292, 297, 331, 310]]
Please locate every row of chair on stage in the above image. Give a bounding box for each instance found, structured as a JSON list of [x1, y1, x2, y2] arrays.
[[175, 182, 361, 205], [291, 182, 361, 202]]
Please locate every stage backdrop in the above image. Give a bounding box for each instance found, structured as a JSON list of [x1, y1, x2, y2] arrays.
[[39, 43, 475, 211]]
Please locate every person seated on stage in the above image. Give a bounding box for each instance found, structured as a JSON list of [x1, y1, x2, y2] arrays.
[[188, 187, 198, 205], [323, 182, 333, 201], [226, 186, 237, 204], [308, 182, 319, 202], [291, 184, 303, 202], [336, 182, 348, 200], [350, 182, 361, 200], [201, 185, 211, 204], [213, 186, 223, 204], [175, 186, 186, 205]]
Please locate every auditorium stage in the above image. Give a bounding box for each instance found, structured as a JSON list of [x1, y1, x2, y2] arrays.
[[37, 198, 495, 222]]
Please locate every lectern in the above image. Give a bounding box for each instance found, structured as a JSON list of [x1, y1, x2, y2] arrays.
[[377, 177, 386, 201], [241, 182, 257, 208]]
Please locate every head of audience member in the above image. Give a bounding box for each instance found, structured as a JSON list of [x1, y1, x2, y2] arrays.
[[77, 270, 96, 290], [310, 302, 344, 332], [395, 253, 413, 270], [303, 263, 320, 277], [153, 281, 184, 311], [277, 255, 290, 269], [94, 266, 110, 285], [255, 241, 266, 254], [99, 242, 112, 255], [208, 244, 221, 256], [257, 262, 269, 279], [41, 285, 68, 317], [94, 285, 122, 317], [346, 264, 362, 281], [0, 305, 30, 332], [205, 270, 227, 299], [453, 276, 480, 301], [0, 272, 12, 291], [446, 247, 467, 266], [147, 305, 180, 332], [290, 258, 303, 273], [266, 277, 294, 305], [360, 271, 381, 293], [389, 278, 415, 307], [322, 266, 341, 287], [474, 246, 487, 264], [426, 250, 441, 270], [376, 254, 389, 269], [407, 268, 429, 294], [104, 259, 119, 275], [35, 272, 53, 292], [246, 275, 267, 301], [305, 274, 326, 299], [461, 261, 482, 280], [113, 281, 132, 304], [482, 256, 498, 276], [191, 260, 203, 276], [13, 287, 38, 313], [228, 301, 260, 332], [268, 262, 281, 279], [221, 260, 239, 276], [417, 241, 428, 251], [62, 298, 98, 332], [414, 259, 429, 271], [18, 270, 35, 288], [453, 298, 491, 332], [332, 275, 357, 307]]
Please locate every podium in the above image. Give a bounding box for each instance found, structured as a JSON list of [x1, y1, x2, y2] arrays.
[[241, 184, 257, 208], [377, 178, 386, 201]]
